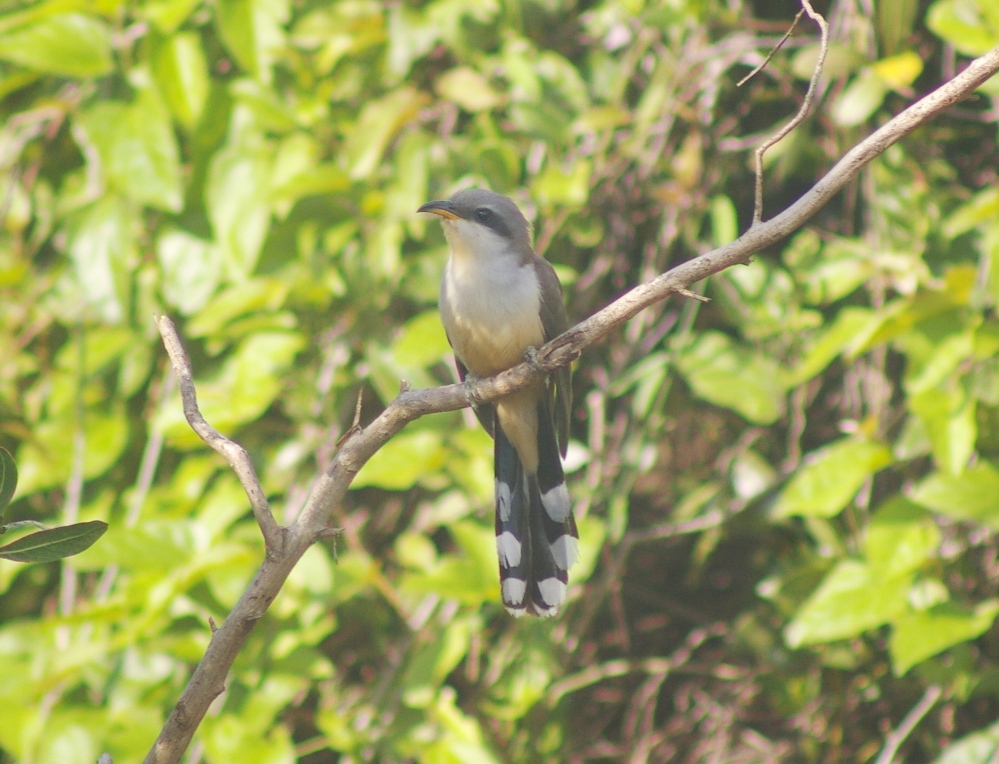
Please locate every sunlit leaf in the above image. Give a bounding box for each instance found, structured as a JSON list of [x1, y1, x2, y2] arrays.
[[215, 0, 289, 84], [76, 85, 183, 212], [157, 229, 224, 315], [785, 559, 911, 646], [927, 0, 999, 56], [353, 430, 448, 491], [890, 600, 999, 676], [152, 31, 210, 129], [910, 387, 976, 476], [911, 461, 999, 526], [205, 140, 273, 277], [863, 498, 940, 577], [774, 438, 892, 518], [871, 51, 924, 89], [832, 69, 890, 127], [678, 332, 785, 424], [931, 721, 999, 764], [343, 87, 429, 180], [435, 67, 504, 112], [0, 13, 112, 77]]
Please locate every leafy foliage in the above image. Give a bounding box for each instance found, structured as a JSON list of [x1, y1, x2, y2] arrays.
[[1, 0, 998, 762]]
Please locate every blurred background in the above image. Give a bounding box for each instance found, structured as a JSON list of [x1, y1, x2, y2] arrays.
[[1, 0, 999, 761]]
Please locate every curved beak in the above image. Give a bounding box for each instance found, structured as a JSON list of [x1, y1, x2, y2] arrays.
[[417, 199, 461, 220]]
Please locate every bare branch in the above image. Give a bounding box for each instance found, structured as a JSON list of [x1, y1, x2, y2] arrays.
[[145, 45, 999, 764], [155, 315, 283, 552], [737, 9, 804, 87], [753, 0, 830, 225], [875, 685, 943, 764]]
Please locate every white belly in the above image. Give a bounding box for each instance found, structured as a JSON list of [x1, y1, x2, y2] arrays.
[[440, 255, 544, 377]]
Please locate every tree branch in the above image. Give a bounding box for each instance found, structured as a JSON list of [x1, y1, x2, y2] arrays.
[[875, 685, 943, 764], [145, 44, 999, 764], [156, 316, 283, 552]]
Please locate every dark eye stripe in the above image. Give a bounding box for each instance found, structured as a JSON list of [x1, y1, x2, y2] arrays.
[[472, 207, 511, 239]]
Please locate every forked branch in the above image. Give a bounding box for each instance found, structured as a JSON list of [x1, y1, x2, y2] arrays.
[[145, 43, 999, 764]]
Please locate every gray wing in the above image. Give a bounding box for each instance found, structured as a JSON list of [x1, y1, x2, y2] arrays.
[[533, 256, 572, 457], [454, 354, 495, 438]]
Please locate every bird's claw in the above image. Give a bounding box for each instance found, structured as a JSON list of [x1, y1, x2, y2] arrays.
[[524, 346, 543, 371]]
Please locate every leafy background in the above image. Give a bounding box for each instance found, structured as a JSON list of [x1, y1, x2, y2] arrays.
[[1, 0, 999, 761]]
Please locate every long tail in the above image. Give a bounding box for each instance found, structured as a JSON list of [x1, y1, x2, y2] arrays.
[[494, 401, 578, 617]]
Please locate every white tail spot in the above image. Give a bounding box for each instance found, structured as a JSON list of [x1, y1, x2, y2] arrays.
[[502, 578, 527, 607], [496, 531, 522, 567], [541, 483, 571, 521], [537, 577, 567, 610], [550, 534, 579, 571]]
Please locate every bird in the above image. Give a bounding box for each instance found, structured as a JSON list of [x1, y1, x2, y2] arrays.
[[418, 188, 578, 617]]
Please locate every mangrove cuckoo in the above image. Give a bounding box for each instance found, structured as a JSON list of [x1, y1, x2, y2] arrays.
[[418, 188, 578, 617]]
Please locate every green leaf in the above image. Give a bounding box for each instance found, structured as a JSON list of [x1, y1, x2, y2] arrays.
[[931, 721, 999, 764], [0, 447, 16, 514], [342, 87, 430, 180], [785, 559, 911, 646], [64, 196, 138, 323], [0, 13, 112, 77], [910, 387, 976, 476], [890, 601, 999, 676], [353, 430, 448, 490], [677, 331, 785, 424], [832, 69, 890, 127], [774, 439, 893, 518], [942, 186, 999, 239], [435, 67, 503, 112], [927, 0, 999, 56], [140, 0, 201, 33], [0, 521, 107, 563], [784, 307, 876, 387], [15, 408, 131, 496], [911, 461, 999, 526], [863, 498, 940, 578], [205, 140, 273, 277], [709, 194, 738, 247], [152, 31, 210, 129], [75, 85, 184, 212], [159, 332, 305, 441], [157, 229, 223, 315], [215, 0, 290, 84], [533, 158, 592, 208], [391, 311, 452, 370], [871, 51, 924, 90]]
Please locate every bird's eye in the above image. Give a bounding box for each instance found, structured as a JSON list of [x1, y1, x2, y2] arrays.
[[475, 208, 492, 222]]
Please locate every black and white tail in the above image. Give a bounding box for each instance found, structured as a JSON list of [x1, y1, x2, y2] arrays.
[[494, 401, 578, 617]]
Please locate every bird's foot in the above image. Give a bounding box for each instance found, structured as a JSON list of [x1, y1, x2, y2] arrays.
[[524, 346, 543, 371], [463, 371, 482, 404]]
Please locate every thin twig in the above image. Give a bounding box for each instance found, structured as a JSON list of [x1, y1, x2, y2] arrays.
[[737, 9, 804, 87], [547, 622, 725, 704], [752, 0, 829, 225], [94, 366, 175, 603], [155, 316, 283, 552], [875, 685, 943, 764], [145, 45, 999, 764]]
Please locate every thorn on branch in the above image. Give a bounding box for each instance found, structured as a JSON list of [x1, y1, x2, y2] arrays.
[[336, 390, 365, 448], [208, 617, 218, 634], [318, 526, 343, 561], [675, 287, 711, 303]]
